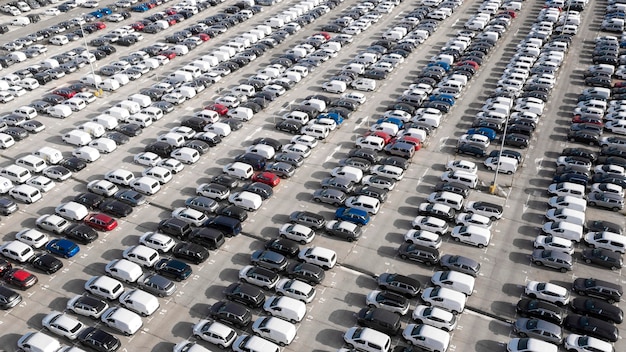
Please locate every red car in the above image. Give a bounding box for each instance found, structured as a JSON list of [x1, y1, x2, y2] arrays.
[[364, 131, 392, 144], [207, 104, 229, 115], [316, 31, 331, 40], [161, 51, 177, 60], [4, 268, 38, 290], [53, 88, 77, 99], [165, 8, 177, 15], [145, 2, 156, 8], [457, 60, 479, 69], [166, 18, 177, 25], [252, 172, 280, 187], [197, 33, 210, 41], [572, 115, 603, 125], [94, 22, 106, 30], [614, 81, 626, 88], [84, 213, 118, 231], [131, 22, 145, 31]]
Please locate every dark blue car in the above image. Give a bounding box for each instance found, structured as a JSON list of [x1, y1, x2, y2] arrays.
[[375, 117, 404, 129], [553, 173, 589, 186], [429, 94, 455, 106], [335, 207, 370, 226], [467, 127, 497, 141], [46, 239, 80, 258]]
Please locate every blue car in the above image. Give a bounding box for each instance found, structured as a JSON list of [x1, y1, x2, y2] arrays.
[[318, 112, 344, 125], [97, 7, 112, 15], [429, 94, 455, 106], [46, 239, 80, 258], [467, 127, 497, 141], [89, 11, 103, 18], [427, 61, 451, 72], [552, 173, 589, 186], [132, 4, 149, 12], [335, 207, 370, 226], [375, 117, 404, 129]]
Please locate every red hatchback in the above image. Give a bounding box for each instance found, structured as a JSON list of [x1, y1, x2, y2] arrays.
[[161, 51, 177, 60], [207, 104, 229, 115], [572, 115, 603, 125], [53, 88, 76, 99], [4, 268, 38, 290], [316, 32, 331, 40], [84, 213, 118, 231], [364, 131, 392, 145], [252, 172, 280, 187], [393, 136, 422, 151], [131, 22, 145, 31], [94, 22, 106, 30], [197, 33, 210, 41]]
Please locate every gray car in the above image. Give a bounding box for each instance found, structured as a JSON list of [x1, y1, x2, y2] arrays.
[[530, 249, 573, 272], [274, 152, 304, 167], [320, 176, 354, 193], [439, 254, 481, 277], [265, 162, 296, 178], [312, 189, 346, 206], [250, 250, 288, 272], [137, 273, 176, 297], [185, 196, 219, 213], [513, 318, 563, 344], [587, 191, 624, 211]]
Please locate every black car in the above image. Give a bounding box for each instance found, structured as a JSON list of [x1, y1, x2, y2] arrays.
[[561, 148, 597, 162], [264, 238, 299, 258], [185, 140, 211, 154], [286, 262, 325, 285], [564, 314, 618, 342], [398, 243, 440, 266], [154, 258, 192, 281], [117, 123, 142, 137], [217, 205, 248, 222], [568, 130, 600, 146], [223, 282, 265, 308], [61, 220, 98, 243], [356, 307, 402, 336], [4, 127, 28, 141], [585, 220, 622, 234], [275, 120, 303, 134], [596, 156, 626, 168], [31, 253, 63, 274], [98, 199, 132, 217], [581, 249, 623, 270], [0, 285, 21, 310], [78, 327, 121, 352], [380, 156, 410, 170], [456, 143, 486, 157], [209, 301, 252, 328], [188, 228, 225, 250], [61, 158, 87, 172], [376, 273, 421, 298], [600, 146, 626, 158], [103, 131, 129, 145], [242, 182, 273, 200], [73, 193, 104, 210], [552, 173, 588, 185], [433, 181, 470, 198], [572, 278, 623, 303], [251, 137, 282, 152], [503, 133, 529, 148], [172, 242, 209, 264], [211, 174, 239, 189], [516, 298, 564, 324], [113, 189, 146, 207], [182, 117, 210, 132], [289, 211, 326, 230], [354, 185, 388, 203], [145, 141, 174, 158], [570, 297, 623, 324], [417, 202, 456, 222]]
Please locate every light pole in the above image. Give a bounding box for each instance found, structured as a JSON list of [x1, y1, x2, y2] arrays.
[[79, 14, 102, 96], [490, 99, 511, 195]]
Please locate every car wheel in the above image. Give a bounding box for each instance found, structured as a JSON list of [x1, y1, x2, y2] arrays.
[[611, 265, 618, 270], [612, 207, 620, 211], [347, 237, 354, 242], [400, 254, 407, 260], [560, 267, 568, 273], [585, 259, 592, 264], [454, 237, 460, 242]]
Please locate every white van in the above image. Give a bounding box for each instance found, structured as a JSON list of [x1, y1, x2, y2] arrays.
[[484, 156, 519, 174], [48, 104, 73, 118], [158, 133, 185, 147], [63, 97, 87, 111], [11, 16, 30, 26], [13, 106, 37, 119], [402, 324, 450, 352], [223, 162, 254, 180], [10, 184, 42, 204], [542, 221, 583, 242], [345, 195, 380, 214], [181, 65, 201, 78], [128, 94, 152, 108], [584, 231, 626, 253], [17, 332, 61, 352], [251, 317, 296, 346], [440, 170, 478, 188], [545, 208, 585, 226], [92, 115, 119, 130], [62, 130, 91, 146], [119, 289, 160, 317], [0, 133, 15, 149], [322, 80, 347, 93], [356, 136, 385, 151], [55, 202, 89, 221], [128, 113, 152, 128], [142, 107, 164, 121], [1, 165, 31, 184], [100, 79, 120, 91], [247, 144, 275, 160], [228, 191, 263, 211], [129, 176, 161, 195], [263, 295, 306, 323], [232, 84, 256, 97], [547, 182, 585, 198], [228, 107, 254, 121], [105, 107, 131, 122], [115, 100, 141, 114], [344, 327, 391, 352], [451, 225, 491, 248], [283, 111, 309, 125], [0, 176, 13, 194], [16, 155, 46, 173], [547, 195, 587, 212], [101, 307, 143, 335], [89, 138, 117, 154], [171, 147, 200, 164], [112, 74, 130, 86], [79, 122, 105, 138], [233, 335, 280, 352], [428, 191, 464, 211], [32, 147, 62, 165], [352, 78, 377, 91], [105, 259, 143, 283]]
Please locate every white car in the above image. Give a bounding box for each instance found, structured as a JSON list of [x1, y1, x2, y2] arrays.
[[421, 286, 467, 314], [507, 338, 558, 352], [15, 228, 48, 248], [0, 240, 35, 263], [172, 207, 207, 227], [279, 223, 315, 244], [524, 281, 570, 306], [411, 216, 449, 235], [134, 152, 163, 166], [36, 214, 71, 234], [341, 92, 367, 104], [533, 235, 574, 254], [366, 290, 410, 315], [42, 311, 85, 340], [445, 160, 478, 174], [157, 158, 185, 174], [604, 120, 626, 135], [123, 245, 160, 267], [192, 320, 237, 349], [455, 213, 492, 229], [139, 232, 175, 253], [87, 179, 119, 197], [281, 143, 311, 158], [430, 270, 475, 296], [458, 134, 490, 148], [25, 176, 55, 193], [383, 110, 412, 122], [170, 126, 196, 140], [564, 334, 613, 352], [412, 305, 457, 332], [403, 229, 442, 249], [291, 134, 318, 148], [369, 164, 404, 180], [297, 246, 337, 270], [275, 278, 316, 303]]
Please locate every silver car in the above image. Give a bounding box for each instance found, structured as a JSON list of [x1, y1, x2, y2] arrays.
[[312, 189, 346, 206], [530, 249, 573, 272], [513, 318, 563, 344], [137, 273, 176, 297]]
